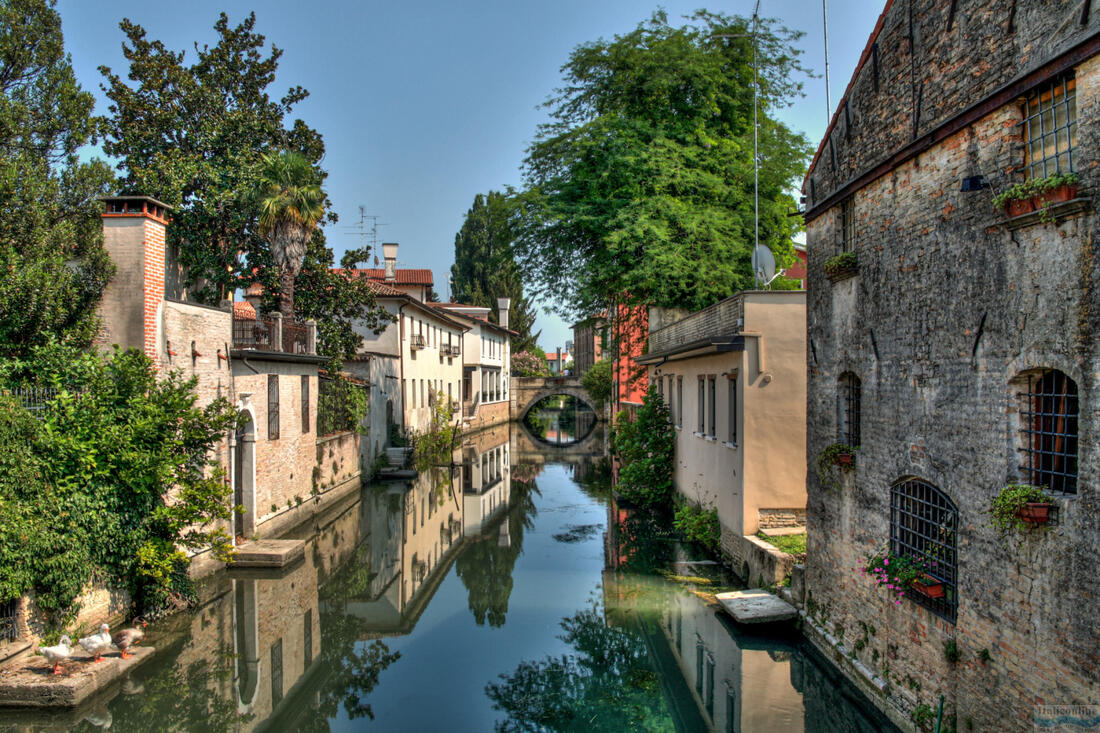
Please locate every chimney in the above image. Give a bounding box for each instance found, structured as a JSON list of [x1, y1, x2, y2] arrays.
[[98, 195, 172, 360], [382, 242, 398, 282], [497, 297, 511, 329]]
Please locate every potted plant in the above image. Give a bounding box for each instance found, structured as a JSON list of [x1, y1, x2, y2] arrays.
[[860, 550, 923, 606], [989, 484, 1054, 541], [823, 251, 858, 281], [993, 172, 1079, 218], [911, 573, 945, 599], [816, 442, 857, 489]]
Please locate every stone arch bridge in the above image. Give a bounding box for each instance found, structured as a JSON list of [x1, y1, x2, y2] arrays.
[[510, 376, 601, 420]]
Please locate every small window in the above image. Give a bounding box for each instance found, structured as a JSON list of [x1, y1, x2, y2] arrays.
[[267, 375, 280, 440], [838, 372, 861, 447], [698, 377, 706, 433], [657, 377, 664, 400], [707, 377, 716, 437], [303, 609, 313, 667], [301, 375, 310, 434], [705, 653, 715, 719], [1017, 369, 1078, 494], [270, 638, 284, 705], [890, 478, 957, 622], [840, 197, 855, 253], [1023, 75, 1076, 179], [695, 641, 704, 696], [727, 375, 738, 445]]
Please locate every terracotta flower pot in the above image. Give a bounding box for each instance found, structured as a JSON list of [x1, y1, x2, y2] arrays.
[[1033, 184, 1078, 207], [835, 453, 855, 468], [911, 574, 945, 599], [1005, 197, 1034, 217], [1016, 502, 1052, 524]]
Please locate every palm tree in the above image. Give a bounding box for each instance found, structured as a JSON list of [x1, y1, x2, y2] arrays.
[[255, 151, 325, 319]]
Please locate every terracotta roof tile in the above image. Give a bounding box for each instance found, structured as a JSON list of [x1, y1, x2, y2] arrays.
[[333, 268, 434, 286], [233, 301, 256, 319]]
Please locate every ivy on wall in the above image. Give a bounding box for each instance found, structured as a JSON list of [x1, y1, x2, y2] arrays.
[[0, 342, 239, 627]]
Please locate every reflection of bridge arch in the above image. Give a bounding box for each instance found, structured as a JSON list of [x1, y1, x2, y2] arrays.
[[511, 377, 601, 420], [512, 420, 607, 464]]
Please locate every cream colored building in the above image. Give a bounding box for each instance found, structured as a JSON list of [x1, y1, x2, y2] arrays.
[[638, 291, 807, 560], [436, 299, 513, 430]]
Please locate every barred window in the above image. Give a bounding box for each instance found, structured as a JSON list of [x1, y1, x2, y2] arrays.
[[890, 478, 957, 622], [727, 376, 738, 445], [837, 372, 861, 447], [1017, 369, 1078, 494], [698, 377, 706, 433], [840, 197, 855, 253], [267, 375, 280, 440], [1023, 75, 1076, 179], [707, 377, 716, 437]]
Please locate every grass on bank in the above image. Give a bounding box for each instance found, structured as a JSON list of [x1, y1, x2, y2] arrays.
[[756, 531, 807, 560]]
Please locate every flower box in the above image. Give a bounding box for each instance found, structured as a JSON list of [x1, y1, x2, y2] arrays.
[[835, 452, 855, 468], [1015, 502, 1052, 524], [1005, 197, 1034, 217], [911, 574, 945, 600], [1035, 183, 1078, 206]]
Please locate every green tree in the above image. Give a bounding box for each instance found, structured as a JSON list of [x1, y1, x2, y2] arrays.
[[614, 386, 674, 508], [580, 359, 612, 410], [514, 11, 810, 320], [101, 12, 389, 360], [254, 150, 325, 319], [450, 191, 540, 352], [0, 0, 115, 358]]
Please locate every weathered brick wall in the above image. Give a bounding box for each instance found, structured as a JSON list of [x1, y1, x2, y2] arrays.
[[805, 0, 1100, 212], [315, 431, 361, 491], [758, 508, 806, 529], [804, 9, 1100, 729]]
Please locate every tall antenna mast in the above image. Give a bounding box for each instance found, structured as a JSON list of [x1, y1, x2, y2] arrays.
[[752, 0, 761, 289], [344, 205, 382, 264], [823, 0, 832, 123]]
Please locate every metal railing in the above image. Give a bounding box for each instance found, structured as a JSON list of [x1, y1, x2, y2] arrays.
[[233, 314, 276, 350], [282, 320, 310, 355], [6, 386, 60, 419], [0, 598, 17, 643], [410, 334, 426, 350]]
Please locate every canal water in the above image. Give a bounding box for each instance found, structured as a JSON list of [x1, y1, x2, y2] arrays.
[[3, 414, 898, 732]]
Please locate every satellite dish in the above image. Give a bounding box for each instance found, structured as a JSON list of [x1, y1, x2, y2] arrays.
[[751, 245, 776, 286]]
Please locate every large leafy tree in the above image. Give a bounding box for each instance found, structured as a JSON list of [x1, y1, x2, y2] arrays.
[[515, 11, 811, 320], [101, 13, 388, 360], [450, 191, 540, 352], [0, 0, 115, 358], [254, 150, 324, 318]]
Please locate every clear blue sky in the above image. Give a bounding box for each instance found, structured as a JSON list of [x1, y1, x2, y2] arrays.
[[56, 0, 882, 351]]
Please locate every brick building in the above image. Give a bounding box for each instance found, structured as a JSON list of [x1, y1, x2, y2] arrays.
[[97, 196, 358, 551], [802, 2, 1100, 729]]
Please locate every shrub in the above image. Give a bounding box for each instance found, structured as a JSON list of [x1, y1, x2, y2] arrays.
[[823, 251, 857, 275], [988, 483, 1053, 543], [581, 358, 612, 410], [674, 503, 720, 553], [512, 349, 551, 377], [614, 386, 674, 507]]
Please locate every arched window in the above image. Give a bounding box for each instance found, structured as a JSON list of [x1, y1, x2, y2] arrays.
[[890, 478, 957, 622], [1017, 369, 1079, 494], [837, 372, 861, 447]]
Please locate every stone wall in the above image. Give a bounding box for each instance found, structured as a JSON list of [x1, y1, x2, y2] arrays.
[[757, 508, 806, 530], [804, 4, 1100, 729], [464, 399, 509, 432], [314, 431, 360, 491]]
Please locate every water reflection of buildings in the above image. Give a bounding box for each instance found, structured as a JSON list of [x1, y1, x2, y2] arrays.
[[461, 423, 511, 537]]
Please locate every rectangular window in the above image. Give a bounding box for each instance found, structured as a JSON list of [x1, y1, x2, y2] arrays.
[[840, 197, 855, 253], [695, 642, 704, 695], [303, 609, 313, 667], [725, 686, 737, 733], [705, 653, 715, 718], [1023, 75, 1076, 179], [677, 378, 683, 428], [270, 638, 283, 706], [698, 377, 706, 433], [267, 375, 280, 440], [301, 375, 310, 434], [707, 377, 716, 437], [657, 377, 664, 400], [727, 375, 737, 444]]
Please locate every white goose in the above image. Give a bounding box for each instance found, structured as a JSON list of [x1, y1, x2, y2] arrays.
[[39, 635, 72, 675], [78, 623, 112, 662]]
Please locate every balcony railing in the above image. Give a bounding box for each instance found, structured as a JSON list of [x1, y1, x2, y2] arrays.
[[441, 343, 460, 357], [233, 312, 316, 355], [410, 334, 426, 350]]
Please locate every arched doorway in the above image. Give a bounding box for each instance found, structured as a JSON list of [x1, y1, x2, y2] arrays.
[[234, 411, 256, 539]]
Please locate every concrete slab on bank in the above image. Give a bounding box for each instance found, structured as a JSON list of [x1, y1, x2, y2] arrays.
[[715, 589, 798, 624], [0, 645, 154, 708], [228, 539, 305, 569]]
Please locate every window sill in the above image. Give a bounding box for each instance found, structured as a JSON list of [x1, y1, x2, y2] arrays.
[[722, 441, 739, 450], [825, 265, 859, 283], [1004, 197, 1092, 231], [705, 436, 717, 443]]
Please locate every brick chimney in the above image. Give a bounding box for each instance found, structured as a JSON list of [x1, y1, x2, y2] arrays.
[[98, 196, 172, 360], [497, 297, 511, 329], [382, 242, 398, 282]]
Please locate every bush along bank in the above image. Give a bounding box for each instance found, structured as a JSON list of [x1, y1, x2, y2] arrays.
[[0, 342, 239, 630]]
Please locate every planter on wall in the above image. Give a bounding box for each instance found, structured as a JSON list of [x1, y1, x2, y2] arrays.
[[911, 574, 945, 600], [1015, 502, 1053, 524], [1005, 197, 1035, 217]]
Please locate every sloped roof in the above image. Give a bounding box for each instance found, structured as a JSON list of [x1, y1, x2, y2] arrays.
[[334, 268, 434, 286], [364, 280, 407, 297], [233, 300, 256, 319]]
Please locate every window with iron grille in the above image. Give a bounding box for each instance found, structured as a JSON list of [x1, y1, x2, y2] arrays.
[[0, 598, 17, 643], [890, 478, 957, 622], [837, 372, 861, 447], [698, 377, 706, 433], [267, 375, 280, 440], [1017, 369, 1078, 494], [707, 377, 716, 437], [301, 376, 310, 434], [1022, 75, 1076, 179], [840, 197, 855, 253], [727, 375, 738, 445]]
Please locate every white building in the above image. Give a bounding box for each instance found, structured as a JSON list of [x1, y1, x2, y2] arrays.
[[436, 298, 513, 430]]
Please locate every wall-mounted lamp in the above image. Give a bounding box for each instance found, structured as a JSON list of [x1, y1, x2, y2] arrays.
[[960, 175, 990, 192]]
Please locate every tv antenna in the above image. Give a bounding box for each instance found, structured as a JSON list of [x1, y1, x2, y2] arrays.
[[343, 206, 386, 262]]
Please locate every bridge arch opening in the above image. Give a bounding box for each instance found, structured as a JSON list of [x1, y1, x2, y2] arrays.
[[522, 393, 598, 446]]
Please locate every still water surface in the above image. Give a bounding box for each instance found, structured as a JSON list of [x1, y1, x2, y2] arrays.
[[7, 418, 897, 732]]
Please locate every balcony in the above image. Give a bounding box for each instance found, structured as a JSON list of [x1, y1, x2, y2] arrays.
[[410, 334, 426, 351], [442, 343, 461, 357], [232, 312, 316, 355]]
